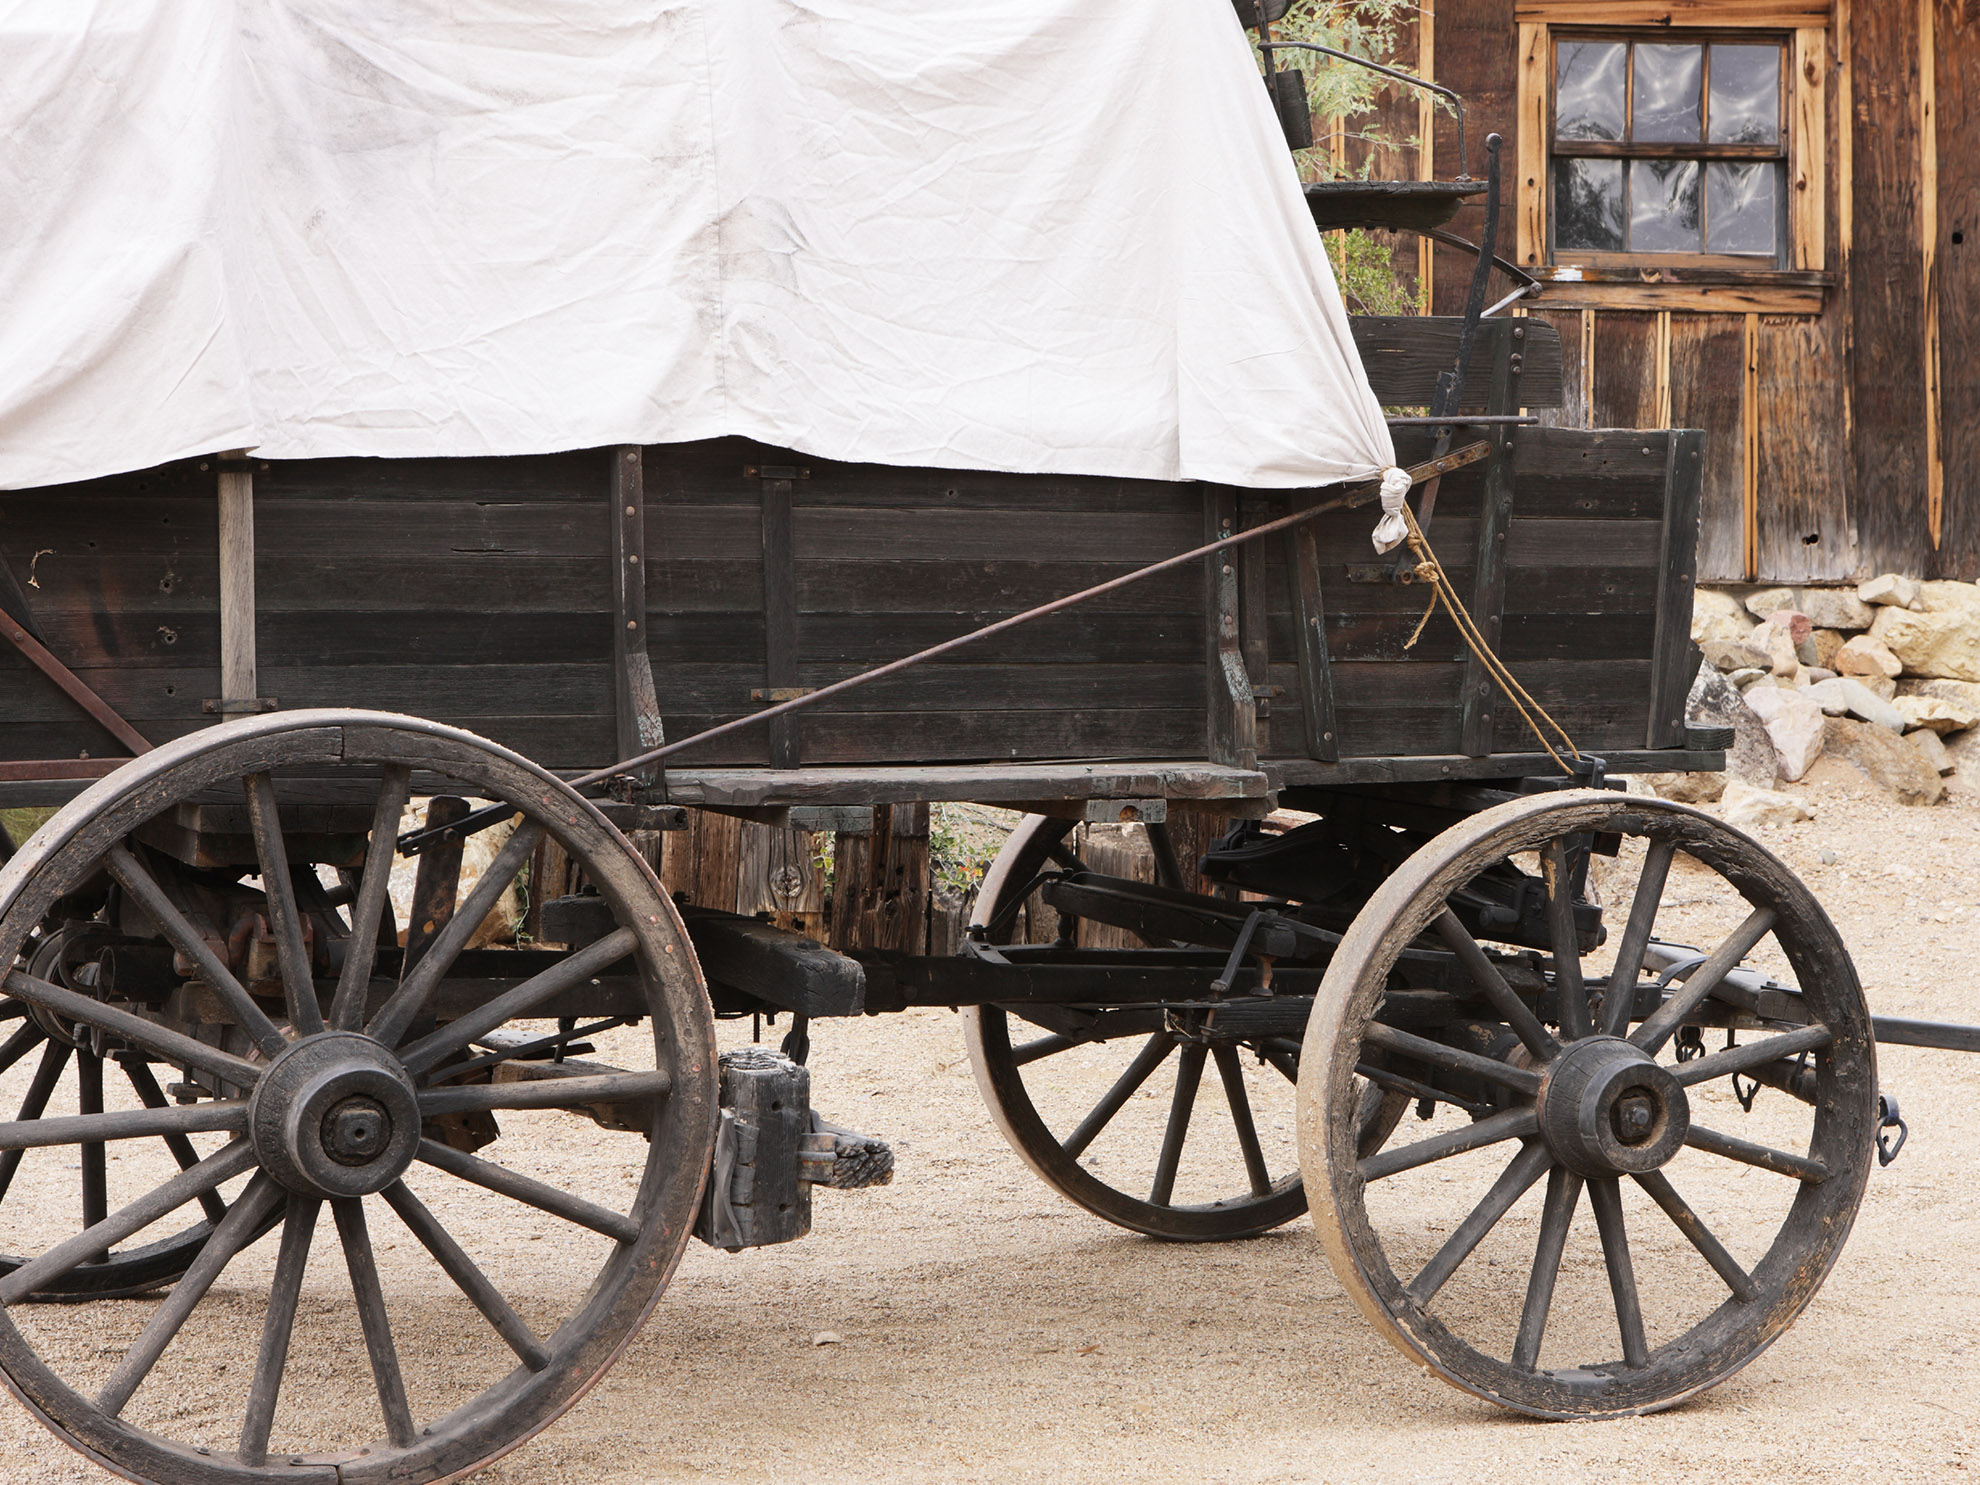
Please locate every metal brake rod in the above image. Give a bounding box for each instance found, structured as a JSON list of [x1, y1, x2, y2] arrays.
[[398, 442, 1491, 856]]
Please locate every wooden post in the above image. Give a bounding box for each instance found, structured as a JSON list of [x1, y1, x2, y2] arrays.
[[610, 447, 666, 788], [218, 450, 257, 708], [828, 804, 929, 953]]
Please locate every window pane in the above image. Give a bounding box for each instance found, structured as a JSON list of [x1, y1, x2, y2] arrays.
[[1630, 159, 1701, 252], [1709, 45, 1781, 145], [1707, 161, 1779, 255], [1555, 41, 1626, 141], [1555, 158, 1625, 251], [1633, 44, 1702, 142]]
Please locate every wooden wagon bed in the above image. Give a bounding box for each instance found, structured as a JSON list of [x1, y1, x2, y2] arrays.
[[0, 316, 1717, 812]]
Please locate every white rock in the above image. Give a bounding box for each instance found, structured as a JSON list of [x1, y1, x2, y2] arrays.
[[1858, 573, 1922, 609], [1644, 771, 1726, 804], [1727, 667, 1767, 689], [1870, 605, 1980, 681], [1894, 695, 1980, 734], [1803, 677, 1906, 731], [1691, 588, 1754, 645], [1908, 728, 1955, 775], [1917, 580, 1980, 614], [1743, 586, 1800, 620], [812, 1331, 843, 1347], [1835, 634, 1903, 678], [1898, 677, 1980, 711], [1720, 781, 1814, 829], [1800, 667, 1837, 685], [1796, 589, 1876, 631], [1742, 685, 1827, 781]]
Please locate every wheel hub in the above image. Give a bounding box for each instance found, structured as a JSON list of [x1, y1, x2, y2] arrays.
[[1537, 1035, 1688, 1176], [249, 1032, 420, 1197]]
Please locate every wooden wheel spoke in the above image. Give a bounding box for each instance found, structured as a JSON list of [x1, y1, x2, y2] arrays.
[[0, 1099, 248, 1152], [396, 925, 636, 1077], [418, 1069, 670, 1117], [0, 1039, 69, 1203], [1544, 840, 1591, 1040], [1358, 1105, 1540, 1182], [1408, 1141, 1552, 1305], [1062, 1033, 1176, 1159], [333, 1197, 418, 1449], [1012, 1032, 1083, 1066], [1632, 1169, 1757, 1302], [104, 844, 287, 1058], [0, 1020, 45, 1078], [0, 1137, 257, 1304], [416, 1138, 640, 1244], [367, 818, 545, 1049], [1212, 1043, 1274, 1199], [244, 772, 326, 1037], [1587, 1175, 1649, 1368], [121, 1056, 230, 1225], [1361, 1022, 1542, 1096], [96, 1176, 283, 1416], [1149, 1042, 1207, 1206], [1601, 840, 1676, 1036], [240, 1195, 321, 1467], [330, 765, 413, 1031], [1672, 1024, 1832, 1087], [1511, 1165, 1582, 1370], [77, 1053, 106, 1244], [1433, 911, 1561, 1062], [3, 969, 262, 1092], [1684, 1124, 1829, 1182], [1631, 907, 1777, 1055], [381, 1181, 550, 1370]]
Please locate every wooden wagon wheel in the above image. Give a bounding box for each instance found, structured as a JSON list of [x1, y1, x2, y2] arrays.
[[1300, 791, 1876, 1418], [0, 710, 716, 1483], [964, 814, 1404, 1242]]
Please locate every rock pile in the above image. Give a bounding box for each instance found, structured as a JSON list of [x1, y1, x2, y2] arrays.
[[1681, 576, 1980, 809]]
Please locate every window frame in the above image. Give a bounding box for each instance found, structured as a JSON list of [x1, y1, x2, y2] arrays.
[[1513, 9, 1829, 312], [1547, 29, 1792, 271]]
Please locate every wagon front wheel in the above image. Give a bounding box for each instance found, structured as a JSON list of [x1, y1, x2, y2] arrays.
[[0, 710, 716, 1483], [1300, 791, 1876, 1418]]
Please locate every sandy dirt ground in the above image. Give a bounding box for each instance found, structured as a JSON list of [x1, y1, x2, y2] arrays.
[[3, 770, 1980, 1485]]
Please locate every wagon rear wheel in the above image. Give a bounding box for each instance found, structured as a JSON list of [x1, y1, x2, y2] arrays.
[[0, 710, 716, 1483], [1300, 791, 1875, 1418], [964, 814, 1403, 1242]]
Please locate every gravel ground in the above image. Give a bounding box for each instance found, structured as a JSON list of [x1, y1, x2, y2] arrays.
[[3, 771, 1980, 1484]]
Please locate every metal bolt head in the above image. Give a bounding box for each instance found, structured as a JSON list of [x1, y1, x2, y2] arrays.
[[321, 1096, 391, 1166], [1612, 1091, 1658, 1145]]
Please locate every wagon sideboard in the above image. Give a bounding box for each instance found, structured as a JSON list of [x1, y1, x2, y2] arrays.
[[0, 317, 1716, 811]]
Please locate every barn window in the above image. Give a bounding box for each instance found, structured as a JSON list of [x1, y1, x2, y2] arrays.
[[1548, 34, 1788, 266]]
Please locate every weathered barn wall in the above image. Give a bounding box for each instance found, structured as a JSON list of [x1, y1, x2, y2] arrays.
[[1401, 0, 1973, 583]]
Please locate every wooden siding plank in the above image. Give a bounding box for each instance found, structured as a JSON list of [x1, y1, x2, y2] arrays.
[[1848, 0, 1931, 576], [1755, 314, 1858, 580], [1933, 0, 1980, 578], [1668, 316, 1750, 583], [1590, 315, 1660, 431], [1431, 0, 1518, 313], [1515, 2, 1828, 22]]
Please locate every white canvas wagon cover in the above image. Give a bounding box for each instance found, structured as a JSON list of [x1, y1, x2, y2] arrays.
[[0, 0, 1396, 492]]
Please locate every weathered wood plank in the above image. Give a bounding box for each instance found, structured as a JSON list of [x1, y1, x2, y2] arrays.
[[1590, 314, 1660, 431], [1754, 314, 1857, 581], [1350, 317, 1564, 409], [1933, 0, 1980, 579], [1849, 0, 1931, 576], [1668, 315, 1750, 584], [1647, 431, 1706, 747]]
